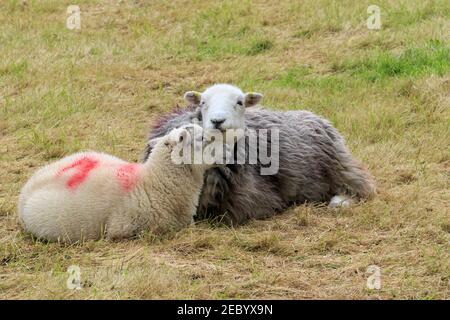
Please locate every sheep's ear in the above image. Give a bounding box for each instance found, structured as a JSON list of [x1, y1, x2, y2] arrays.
[[244, 92, 263, 107], [176, 128, 191, 146], [184, 91, 202, 105], [178, 129, 188, 144]]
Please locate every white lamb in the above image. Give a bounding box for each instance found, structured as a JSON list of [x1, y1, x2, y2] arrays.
[[18, 124, 210, 243]]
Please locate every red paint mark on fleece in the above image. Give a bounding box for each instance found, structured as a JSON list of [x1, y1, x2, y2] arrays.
[[116, 163, 141, 192], [57, 157, 99, 189]]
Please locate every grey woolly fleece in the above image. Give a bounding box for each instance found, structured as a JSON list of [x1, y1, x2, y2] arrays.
[[143, 106, 375, 225]]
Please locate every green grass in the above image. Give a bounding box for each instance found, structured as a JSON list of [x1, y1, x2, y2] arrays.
[[0, 0, 449, 299], [0, 61, 28, 77], [342, 40, 450, 81]]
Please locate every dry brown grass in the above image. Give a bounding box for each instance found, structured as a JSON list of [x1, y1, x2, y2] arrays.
[[0, 0, 449, 299]]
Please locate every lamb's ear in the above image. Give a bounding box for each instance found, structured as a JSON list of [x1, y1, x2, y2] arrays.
[[178, 129, 188, 144], [244, 92, 263, 107], [184, 91, 202, 105], [176, 128, 192, 146]]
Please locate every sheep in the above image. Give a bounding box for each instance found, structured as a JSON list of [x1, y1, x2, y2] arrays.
[[143, 84, 376, 225], [18, 124, 211, 243]]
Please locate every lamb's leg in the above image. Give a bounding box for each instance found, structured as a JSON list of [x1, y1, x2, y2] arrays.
[[105, 212, 136, 240], [329, 195, 353, 208]]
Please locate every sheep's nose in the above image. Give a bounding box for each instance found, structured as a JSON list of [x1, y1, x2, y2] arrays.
[[211, 118, 225, 129]]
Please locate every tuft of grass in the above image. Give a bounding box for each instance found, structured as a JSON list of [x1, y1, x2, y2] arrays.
[[275, 71, 347, 92], [232, 232, 290, 255], [0, 60, 28, 77], [384, 0, 450, 28], [246, 39, 274, 56], [339, 40, 450, 82]]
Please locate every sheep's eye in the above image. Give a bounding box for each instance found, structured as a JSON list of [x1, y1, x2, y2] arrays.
[[237, 100, 243, 106]]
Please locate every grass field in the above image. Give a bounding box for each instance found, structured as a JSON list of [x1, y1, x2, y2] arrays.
[[0, 0, 449, 299]]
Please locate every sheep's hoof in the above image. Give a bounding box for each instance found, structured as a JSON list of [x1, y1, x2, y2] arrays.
[[328, 195, 353, 209]]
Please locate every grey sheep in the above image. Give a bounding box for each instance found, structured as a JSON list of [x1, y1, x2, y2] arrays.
[[143, 84, 376, 225]]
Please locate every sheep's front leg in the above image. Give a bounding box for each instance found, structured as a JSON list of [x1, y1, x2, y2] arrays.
[[105, 212, 137, 240], [329, 195, 353, 208]]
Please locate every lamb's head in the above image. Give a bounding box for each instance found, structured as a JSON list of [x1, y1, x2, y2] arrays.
[[149, 123, 200, 155], [184, 84, 263, 131], [165, 124, 203, 149], [153, 124, 217, 171]]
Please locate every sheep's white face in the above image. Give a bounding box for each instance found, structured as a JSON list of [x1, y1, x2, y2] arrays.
[[184, 84, 262, 131]]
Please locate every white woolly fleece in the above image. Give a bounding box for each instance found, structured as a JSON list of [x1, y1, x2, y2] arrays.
[[18, 125, 210, 243]]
